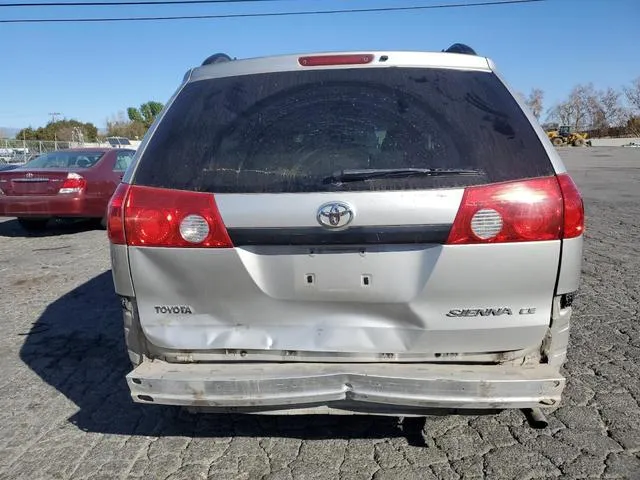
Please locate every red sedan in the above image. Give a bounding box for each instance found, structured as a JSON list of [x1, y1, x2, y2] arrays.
[[0, 148, 135, 230]]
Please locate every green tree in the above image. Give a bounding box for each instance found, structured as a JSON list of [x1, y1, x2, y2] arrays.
[[17, 127, 37, 140], [107, 101, 164, 140], [106, 112, 147, 140], [15, 119, 98, 142], [126, 107, 144, 124], [127, 101, 164, 128]]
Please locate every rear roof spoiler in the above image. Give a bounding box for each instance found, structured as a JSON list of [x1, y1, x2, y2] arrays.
[[202, 45, 478, 66]]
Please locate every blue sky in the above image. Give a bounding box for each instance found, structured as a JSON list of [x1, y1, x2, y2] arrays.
[[1, 0, 638, 131]]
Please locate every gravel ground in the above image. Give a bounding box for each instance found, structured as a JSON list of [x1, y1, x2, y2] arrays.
[[0, 147, 639, 480]]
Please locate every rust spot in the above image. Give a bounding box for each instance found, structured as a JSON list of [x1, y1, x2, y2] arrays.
[[187, 384, 205, 401]]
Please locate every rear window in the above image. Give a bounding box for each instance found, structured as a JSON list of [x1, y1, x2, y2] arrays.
[[134, 68, 553, 193], [24, 150, 105, 169]]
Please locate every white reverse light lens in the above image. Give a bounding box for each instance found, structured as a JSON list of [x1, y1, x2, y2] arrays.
[[179, 214, 210, 243], [470, 208, 503, 240]]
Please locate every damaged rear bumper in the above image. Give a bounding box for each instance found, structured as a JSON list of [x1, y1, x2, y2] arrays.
[[127, 360, 565, 414]]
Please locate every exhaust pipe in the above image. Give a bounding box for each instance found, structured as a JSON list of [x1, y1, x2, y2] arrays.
[[523, 408, 549, 429]]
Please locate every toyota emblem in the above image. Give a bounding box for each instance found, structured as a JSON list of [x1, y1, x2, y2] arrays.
[[25, 172, 34, 178], [317, 202, 354, 229]]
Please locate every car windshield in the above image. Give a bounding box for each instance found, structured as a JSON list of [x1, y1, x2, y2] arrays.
[[23, 151, 105, 169]]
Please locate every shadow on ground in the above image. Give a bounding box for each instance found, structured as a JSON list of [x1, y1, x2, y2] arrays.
[[20, 271, 493, 444], [0, 218, 100, 238]]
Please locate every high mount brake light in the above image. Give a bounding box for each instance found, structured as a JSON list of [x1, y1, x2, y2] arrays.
[[298, 54, 374, 67], [107, 184, 233, 248], [446, 175, 583, 245], [58, 172, 86, 194]]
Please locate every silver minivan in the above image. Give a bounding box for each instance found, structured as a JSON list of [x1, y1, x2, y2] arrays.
[[108, 46, 584, 417]]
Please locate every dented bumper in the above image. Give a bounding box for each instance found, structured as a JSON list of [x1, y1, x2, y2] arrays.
[[127, 360, 565, 413]]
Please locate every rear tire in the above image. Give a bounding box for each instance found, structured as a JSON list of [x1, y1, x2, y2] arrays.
[[17, 218, 49, 231], [93, 217, 107, 230]]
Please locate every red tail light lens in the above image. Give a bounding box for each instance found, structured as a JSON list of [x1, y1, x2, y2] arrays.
[[298, 54, 374, 67], [107, 182, 129, 244], [557, 173, 584, 238], [58, 172, 87, 194], [446, 176, 565, 244], [119, 185, 232, 248]]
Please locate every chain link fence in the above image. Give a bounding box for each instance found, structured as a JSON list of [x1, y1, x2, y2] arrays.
[[0, 139, 75, 165], [0, 138, 141, 166]]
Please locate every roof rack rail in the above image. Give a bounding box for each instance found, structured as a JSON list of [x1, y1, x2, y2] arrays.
[[202, 53, 233, 66], [443, 43, 477, 55]]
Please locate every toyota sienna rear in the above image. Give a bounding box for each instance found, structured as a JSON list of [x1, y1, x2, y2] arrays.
[[108, 46, 584, 416]]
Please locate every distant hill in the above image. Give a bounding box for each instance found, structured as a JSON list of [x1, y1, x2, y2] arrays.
[[0, 127, 19, 139]]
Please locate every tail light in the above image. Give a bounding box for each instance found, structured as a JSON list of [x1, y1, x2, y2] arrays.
[[107, 183, 129, 244], [446, 174, 584, 245], [58, 172, 87, 194], [557, 173, 584, 238], [107, 184, 232, 248]]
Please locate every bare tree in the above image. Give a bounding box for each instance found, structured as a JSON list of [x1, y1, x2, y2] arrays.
[[572, 84, 597, 130], [547, 85, 590, 130], [624, 77, 640, 113], [548, 77, 640, 136], [621, 78, 640, 136], [547, 102, 569, 127], [524, 88, 544, 120], [597, 87, 628, 128], [627, 117, 640, 136], [547, 84, 624, 131]]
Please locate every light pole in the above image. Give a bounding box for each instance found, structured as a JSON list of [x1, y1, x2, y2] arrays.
[[49, 112, 61, 150]]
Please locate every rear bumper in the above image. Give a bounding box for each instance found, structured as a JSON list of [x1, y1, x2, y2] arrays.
[[0, 194, 97, 218], [127, 360, 565, 414]]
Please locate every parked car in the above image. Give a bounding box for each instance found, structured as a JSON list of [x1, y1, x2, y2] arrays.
[[108, 46, 584, 419], [0, 163, 19, 172], [0, 148, 136, 230], [106, 136, 133, 148], [0, 149, 15, 163]]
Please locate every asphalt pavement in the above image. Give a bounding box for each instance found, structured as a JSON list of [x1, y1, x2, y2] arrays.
[[0, 147, 639, 479]]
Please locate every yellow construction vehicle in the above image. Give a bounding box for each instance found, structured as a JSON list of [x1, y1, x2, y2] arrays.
[[547, 125, 588, 147]]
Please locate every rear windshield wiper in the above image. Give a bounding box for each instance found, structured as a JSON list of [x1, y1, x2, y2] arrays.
[[323, 168, 484, 184]]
